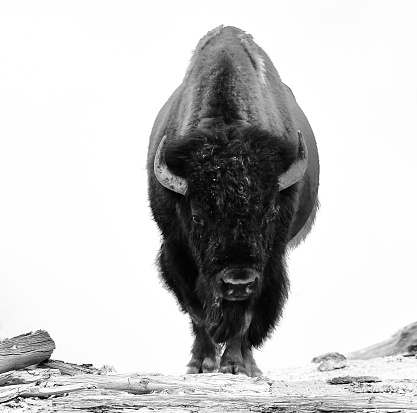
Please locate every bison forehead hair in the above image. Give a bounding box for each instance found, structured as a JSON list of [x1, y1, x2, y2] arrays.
[[164, 125, 298, 216]]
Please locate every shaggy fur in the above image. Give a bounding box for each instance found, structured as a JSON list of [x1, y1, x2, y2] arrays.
[[147, 26, 319, 376]]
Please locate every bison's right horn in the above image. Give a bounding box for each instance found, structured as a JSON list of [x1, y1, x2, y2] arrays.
[[278, 130, 308, 191], [154, 135, 188, 195]]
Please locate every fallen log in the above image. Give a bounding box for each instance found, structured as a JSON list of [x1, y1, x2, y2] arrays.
[[348, 322, 417, 360], [53, 391, 417, 412], [0, 367, 60, 386], [1, 370, 271, 395], [1, 366, 416, 411], [0, 330, 55, 374], [0, 382, 95, 404], [39, 359, 102, 375]]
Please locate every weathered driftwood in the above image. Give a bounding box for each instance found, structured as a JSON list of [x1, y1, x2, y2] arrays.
[[52, 391, 417, 412], [0, 370, 271, 398], [0, 330, 55, 374], [1, 368, 417, 411], [1, 325, 417, 411], [39, 359, 101, 375], [0, 382, 94, 404], [0, 367, 61, 386], [348, 322, 417, 360]]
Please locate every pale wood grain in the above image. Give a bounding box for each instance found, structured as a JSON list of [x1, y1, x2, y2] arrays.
[[0, 330, 55, 374], [348, 322, 417, 360]]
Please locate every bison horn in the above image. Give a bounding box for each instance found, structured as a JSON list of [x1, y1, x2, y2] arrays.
[[154, 135, 188, 195], [278, 130, 308, 191]]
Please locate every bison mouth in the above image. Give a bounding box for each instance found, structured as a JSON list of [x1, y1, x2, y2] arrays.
[[223, 296, 250, 301]]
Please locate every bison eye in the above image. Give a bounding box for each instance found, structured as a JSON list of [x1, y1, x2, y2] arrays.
[[266, 206, 280, 222], [192, 214, 204, 225]]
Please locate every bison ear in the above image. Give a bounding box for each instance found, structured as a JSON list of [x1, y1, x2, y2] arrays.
[[154, 136, 188, 195], [278, 130, 308, 191]]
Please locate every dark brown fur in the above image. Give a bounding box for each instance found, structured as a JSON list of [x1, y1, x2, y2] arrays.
[[147, 26, 319, 376]]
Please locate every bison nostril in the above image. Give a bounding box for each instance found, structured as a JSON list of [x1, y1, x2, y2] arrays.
[[219, 275, 259, 300], [246, 278, 257, 293]]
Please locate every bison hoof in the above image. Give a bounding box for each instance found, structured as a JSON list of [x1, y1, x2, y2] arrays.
[[186, 356, 219, 374], [219, 362, 250, 376], [219, 360, 263, 377], [247, 363, 263, 377]]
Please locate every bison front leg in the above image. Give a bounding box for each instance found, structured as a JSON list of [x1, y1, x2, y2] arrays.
[[219, 335, 248, 376], [242, 344, 263, 377], [187, 322, 221, 374], [219, 337, 263, 377], [219, 311, 263, 377]]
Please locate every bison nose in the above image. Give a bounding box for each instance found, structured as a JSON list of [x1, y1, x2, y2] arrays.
[[219, 269, 259, 301]]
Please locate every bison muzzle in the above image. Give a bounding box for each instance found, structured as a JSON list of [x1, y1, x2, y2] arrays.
[[147, 25, 319, 377], [218, 267, 259, 300]]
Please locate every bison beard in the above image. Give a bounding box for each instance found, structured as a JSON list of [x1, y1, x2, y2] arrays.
[[205, 297, 254, 344]]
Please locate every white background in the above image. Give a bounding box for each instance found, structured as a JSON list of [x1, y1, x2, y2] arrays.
[[0, 1, 416, 374]]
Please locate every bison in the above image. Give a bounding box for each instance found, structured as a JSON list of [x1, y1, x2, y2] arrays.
[[147, 26, 319, 377]]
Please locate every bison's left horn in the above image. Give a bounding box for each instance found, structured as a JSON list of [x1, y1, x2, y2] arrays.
[[278, 130, 308, 191], [154, 135, 188, 195]]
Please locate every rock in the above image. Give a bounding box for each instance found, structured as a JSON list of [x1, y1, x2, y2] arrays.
[[312, 352, 347, 363], [318, 359, 348, 372], [328, 376, 381, 385]]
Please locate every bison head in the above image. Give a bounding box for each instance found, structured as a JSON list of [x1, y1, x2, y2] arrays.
[[154, 125, 307, 342]]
